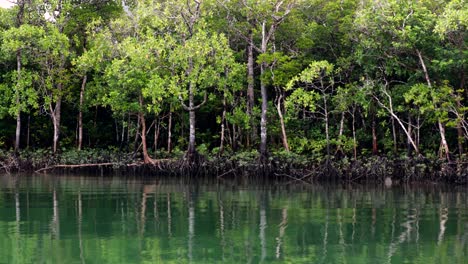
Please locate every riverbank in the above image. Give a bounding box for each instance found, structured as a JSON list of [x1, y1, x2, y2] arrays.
[[1, 149, 467, 184]]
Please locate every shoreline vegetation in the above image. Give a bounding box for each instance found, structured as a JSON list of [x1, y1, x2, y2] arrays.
[[0, 0, 467, 184], [1, 149, 467, 184]]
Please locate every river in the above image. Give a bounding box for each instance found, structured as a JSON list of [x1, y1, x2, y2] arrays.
[[0, 174, 467, 263]]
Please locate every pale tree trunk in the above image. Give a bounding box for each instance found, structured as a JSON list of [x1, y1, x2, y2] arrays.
[[259, 61, 268, 158], [438, 122, 450, 160], [456, 100, 464, 156], [15, 50, 21, 152], [219, 93, 227, 155], [247, 34, 255, 145], [374, 89, 420, 155], [407, 114, 413, 156], [456, 74, 465, 155], [324, 95, 330, 159], [416, 115, 421, 148], [78, 75, 87, 151], [259, 22, 268, 158], [14, 0, 26, 152], [243, 3, 293, 158], [336, 112, 345, 155], [458, 47, 465, 155], [188, 83, 196, 156], [417, 49, 449, 160], [352, 109, 357, 159], [179, 80, 207, 160], [139, 96, 154, 164], [392, 116, 397, 154], [276, 93, 289, 152], [50, 88, 62, 154], [167, 111, 172, 153]]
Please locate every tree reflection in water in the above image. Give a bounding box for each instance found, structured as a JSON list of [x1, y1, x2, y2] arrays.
[[0, 174, 467, 263]]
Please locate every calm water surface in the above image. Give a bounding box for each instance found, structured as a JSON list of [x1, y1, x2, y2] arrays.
[[0, 174, 467, 263]]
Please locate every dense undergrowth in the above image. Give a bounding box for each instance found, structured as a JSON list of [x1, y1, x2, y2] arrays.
[[1, 148, 467, 184]]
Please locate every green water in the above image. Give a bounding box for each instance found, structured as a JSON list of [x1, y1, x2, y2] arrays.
[[0, 175, 467, 263]]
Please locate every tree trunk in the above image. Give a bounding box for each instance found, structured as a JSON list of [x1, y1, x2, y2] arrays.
[[154, 117, 160, 154], [167, 111, 172, 153], [188, 82, 197, 157], [15, 49, 22, 152], [259, 21, 270, 159], [247, 33, 256, 145], [372, 115, 378, 155], [417, 49, 450, 160], [457, 73, 465, 155], [219, 94, 227, 155], [276, 93, 289, 152], [375, 89, 420, 155], [416, 115, 420, 149], [392, 116, 397, 154], [438, 121, 450, 160], [352, 109, 357, 159], [324, 95, 330, 159], [259, 61, 268, 159], [51, 88, 62, 154], [407, 114, 413, 156], [139, 96, 154, 164], [336, 112, 345, 155], [78, 75, 87, 151], [15, 112, 21, 152]]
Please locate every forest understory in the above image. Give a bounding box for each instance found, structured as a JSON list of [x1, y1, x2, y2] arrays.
[[1, 149, 467, 185]]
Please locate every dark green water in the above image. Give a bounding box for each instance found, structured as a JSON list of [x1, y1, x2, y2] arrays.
[[0, 175, 467, 263]]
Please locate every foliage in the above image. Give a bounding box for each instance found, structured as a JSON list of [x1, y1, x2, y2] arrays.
[[0, 0, 466, 163]]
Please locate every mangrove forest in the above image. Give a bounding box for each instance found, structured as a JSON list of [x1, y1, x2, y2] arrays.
[[0, 0, 467, 181]]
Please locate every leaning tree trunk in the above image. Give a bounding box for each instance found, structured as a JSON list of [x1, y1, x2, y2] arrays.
[[336, 112, 345, 155], [392, 116, 397, 154], [417, 49, 450, 160], [276, 93, 289, 152], [407, 114, 413, 156], [78, 75, 87, 151]]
